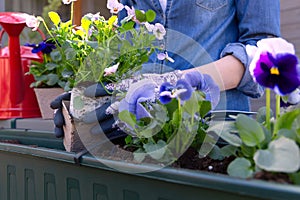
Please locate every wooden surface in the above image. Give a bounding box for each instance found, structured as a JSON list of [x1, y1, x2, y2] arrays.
[[280, 0, 300, 57], [73, 0, 82, 25]]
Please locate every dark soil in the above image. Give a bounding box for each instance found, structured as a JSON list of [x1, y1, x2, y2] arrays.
[[171, 147, 235, 174], [172, 147, 293, 184], [103, 145, 293, 184]]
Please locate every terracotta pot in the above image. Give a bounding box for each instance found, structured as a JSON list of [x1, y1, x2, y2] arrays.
[[34, 88, 64, 119]]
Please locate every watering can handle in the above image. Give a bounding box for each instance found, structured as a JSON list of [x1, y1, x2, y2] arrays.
[[0, 27, 46, 46]]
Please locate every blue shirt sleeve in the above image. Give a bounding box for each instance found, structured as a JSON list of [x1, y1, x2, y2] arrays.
[[220, 0, 280, 98]]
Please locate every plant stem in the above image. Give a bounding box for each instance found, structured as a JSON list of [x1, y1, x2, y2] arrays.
[[275, 94, 281, 119], [265, 88, 271, 130], [176, 99, 182, 154]]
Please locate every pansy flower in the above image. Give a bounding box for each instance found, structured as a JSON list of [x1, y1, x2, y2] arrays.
[[25, 15, 40, 31], [159, 79, 193, 104], [107, 0, 124, 14], [153, 23, 166, 40], [248, 38, 300, 95], [123, 6, 138, 22], [144, 22, 155, 32], [25, 39, 56, 54]]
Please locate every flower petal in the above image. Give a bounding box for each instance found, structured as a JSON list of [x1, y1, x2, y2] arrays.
[[257, 37, 295, 56], [159, 92, 173, 104], [175, 79, 193, 101]]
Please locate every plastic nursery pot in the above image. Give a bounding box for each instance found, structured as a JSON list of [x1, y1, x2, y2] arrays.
[[0, 129, 300, 200]]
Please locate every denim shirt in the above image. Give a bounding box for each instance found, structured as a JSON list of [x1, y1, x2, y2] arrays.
[[119, 0, 280, 111]]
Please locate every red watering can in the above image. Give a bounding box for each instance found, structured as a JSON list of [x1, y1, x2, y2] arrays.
[[0, 12, 44, 119]]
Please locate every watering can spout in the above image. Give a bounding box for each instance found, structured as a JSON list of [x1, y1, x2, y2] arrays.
[[0, 13, 29, 104]]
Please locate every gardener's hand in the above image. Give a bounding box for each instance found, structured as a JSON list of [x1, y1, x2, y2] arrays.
[[182, 71, 220, 109], [50, 92, 71, 138], [82, 83, 127, 141], [50, 85, 127, 141]]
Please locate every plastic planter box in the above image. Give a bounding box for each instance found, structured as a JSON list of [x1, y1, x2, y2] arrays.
[[0, 129, 300, 200]]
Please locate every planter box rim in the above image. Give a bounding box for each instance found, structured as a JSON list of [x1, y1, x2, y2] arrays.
[[1, 129, 300, 200]]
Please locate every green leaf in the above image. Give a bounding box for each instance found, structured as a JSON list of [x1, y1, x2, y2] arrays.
[[277, 129, 297, 140], [289, 172, 300, 185], [118, 110, 137, 130], [61, 69, 73, 78], [254, 137, 300, 172], [207, 121, 242, 147], [227, 158, 254, 178], [133, 148, 146, 163], [256, 106, 274, 124], [208, 146, 224, 160], [45, 63, 58, 70], [209, 144, 238, 160], [122, 21, 135, 31], [125, 135, 132, 145], [46, 74, 59, 86], [145, 9, 156, 22], [235, 114, 265, 147], [165, 98, 178, 118], [143, 140, 167, 160], [50, 51, 62, 62], [183, 93, 199, 116], [65, 48, 76, 60], [240, 144, 256, 158], [199, 100, 211, 118], [220, 145, 238, 157], [135, 10, 146, 22], [171, 109, 180, 127], [274, 109, 300, 133]]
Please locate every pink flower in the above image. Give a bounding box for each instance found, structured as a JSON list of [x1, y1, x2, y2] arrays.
[[25, 15, 40, 31], [107, 0, 124, 14], [62, 0, 77, 5], [104, 63, 119, 76]]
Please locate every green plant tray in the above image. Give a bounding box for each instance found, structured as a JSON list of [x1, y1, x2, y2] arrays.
[[0, 129, 299, 200]]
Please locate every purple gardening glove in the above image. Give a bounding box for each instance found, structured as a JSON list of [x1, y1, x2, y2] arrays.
[[182, 71, 220, 109]]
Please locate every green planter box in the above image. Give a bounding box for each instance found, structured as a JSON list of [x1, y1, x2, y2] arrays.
[[0, 129, 299, 200]]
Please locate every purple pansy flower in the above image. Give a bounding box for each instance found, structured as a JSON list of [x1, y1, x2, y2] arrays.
[[119, 80, 156, 120], [248, 38, 300, 95], [25, 39, 56, 54], [159, 79, 193, 104]]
